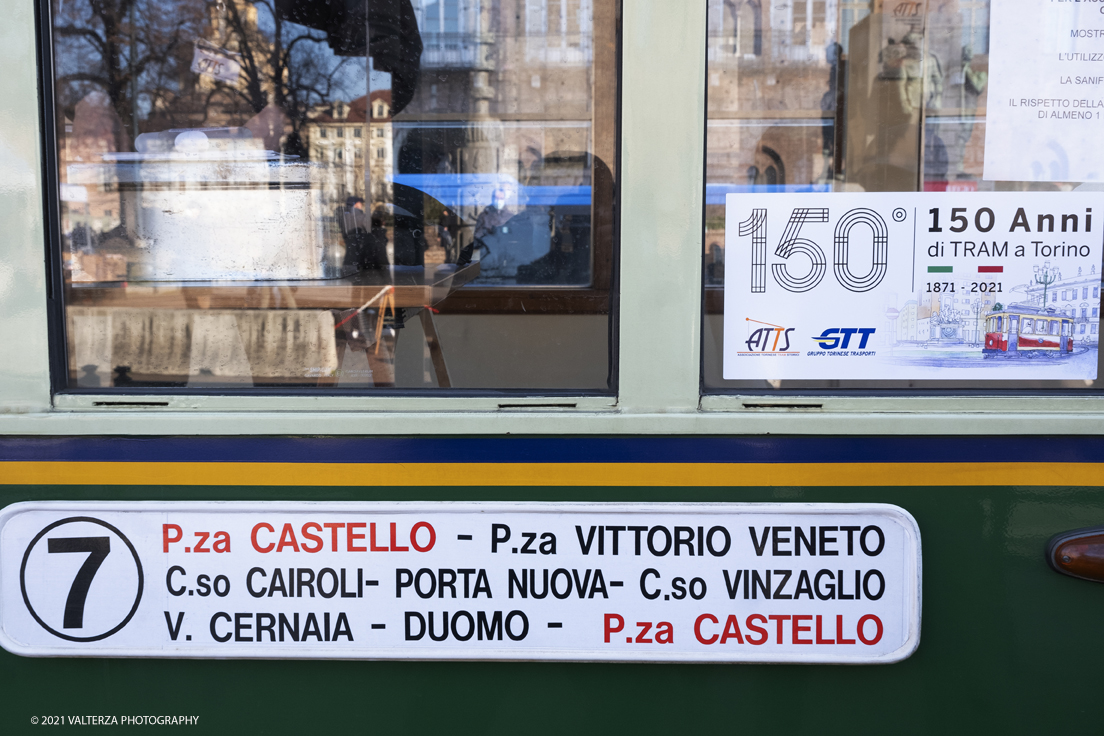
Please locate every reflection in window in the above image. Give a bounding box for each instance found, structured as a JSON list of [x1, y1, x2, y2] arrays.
[[703, 0, 1104, 392], [959, 0, 990, 55], [525, 0, 593, 63], [709, 0, 763, 59], [50, 0, 617, 391]]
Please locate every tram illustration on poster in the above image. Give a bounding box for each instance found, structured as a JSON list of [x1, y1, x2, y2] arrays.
[[723, 192, 1102, 380]]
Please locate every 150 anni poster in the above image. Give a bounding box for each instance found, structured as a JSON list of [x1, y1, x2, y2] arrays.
[[0, 502, 921, 664], [724, 192, 1103, 380]]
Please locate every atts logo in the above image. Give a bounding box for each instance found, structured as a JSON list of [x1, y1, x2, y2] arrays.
[[811, 328, 876, 350], [743, 318, 797, 353]]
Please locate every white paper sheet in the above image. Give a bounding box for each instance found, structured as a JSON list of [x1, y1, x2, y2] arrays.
[[985, 0, 1104, 182]]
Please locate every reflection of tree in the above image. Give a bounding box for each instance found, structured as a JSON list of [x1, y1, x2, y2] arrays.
[[53, 0, 202, 148], [218, 0, 354, 155], [53, 0, 356, 157]]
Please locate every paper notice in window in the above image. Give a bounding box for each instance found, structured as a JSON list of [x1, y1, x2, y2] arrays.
[[984, 0, 1104, 182], [190, 42, 241, 85]]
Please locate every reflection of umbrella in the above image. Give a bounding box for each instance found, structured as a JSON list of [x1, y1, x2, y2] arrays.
[[273, 0, 422, 114], [371, 202, 417, 219]]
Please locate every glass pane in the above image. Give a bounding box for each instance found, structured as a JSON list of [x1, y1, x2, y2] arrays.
[[704, 0, 1104, 392], [50, 0, 617, 391]]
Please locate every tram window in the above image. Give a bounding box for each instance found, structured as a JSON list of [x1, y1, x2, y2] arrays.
[[1051, 321, 1061, 336], [702, 0, 1104, 393], [47, 0, 618, 393]]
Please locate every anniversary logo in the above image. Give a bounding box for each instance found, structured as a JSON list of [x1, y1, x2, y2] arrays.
[[724, 192, 1103, 380]]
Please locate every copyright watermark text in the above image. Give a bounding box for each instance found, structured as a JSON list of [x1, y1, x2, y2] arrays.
[[31, 715, 199, 726]]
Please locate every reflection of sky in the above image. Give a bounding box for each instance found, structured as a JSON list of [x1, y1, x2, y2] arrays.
[[705, 183, 829, 205], [368, 58, 392, 93], [392, 173, 590, 210]]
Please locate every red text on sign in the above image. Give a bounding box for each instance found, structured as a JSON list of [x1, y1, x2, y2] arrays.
[[249, 521, 436, 553]]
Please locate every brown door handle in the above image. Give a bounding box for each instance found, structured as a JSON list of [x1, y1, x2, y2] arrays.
[[1047, 526, 1104, 582]]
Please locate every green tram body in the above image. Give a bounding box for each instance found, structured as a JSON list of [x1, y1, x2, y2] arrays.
[[3, 0, 1104, 732]]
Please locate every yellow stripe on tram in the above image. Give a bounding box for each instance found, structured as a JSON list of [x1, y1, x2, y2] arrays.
[[0, 461, 1102, 487]]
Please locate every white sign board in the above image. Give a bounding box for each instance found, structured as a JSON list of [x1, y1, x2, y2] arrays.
[[723, 192, 1102, 380], [58, 184, 88, 203], [190, 43, 242, 85], [985, 0, 1104, 182], [0, 502, 921, 664]]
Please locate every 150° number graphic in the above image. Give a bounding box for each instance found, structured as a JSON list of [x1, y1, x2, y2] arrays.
[[737, 207, 891, 294], [20, 517, 144, 642]]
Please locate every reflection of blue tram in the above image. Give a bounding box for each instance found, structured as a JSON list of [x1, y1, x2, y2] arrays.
[[391, 172, 593, 285], [983, 304, 1074, 357]]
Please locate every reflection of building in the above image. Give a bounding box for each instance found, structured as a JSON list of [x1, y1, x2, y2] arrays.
[[398, 0, 597, 190], [707, 0, 842, 192], [704, 0, 995, 258], [383, 0, 612, 279], [1026, 267, 1102, 345], [305, 92, 393, 203], [369, 94, 395, 201], [61, 92, 126, 238]]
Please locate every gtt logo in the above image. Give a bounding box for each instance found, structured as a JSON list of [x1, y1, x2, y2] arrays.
[[812, 328, 876, 350]]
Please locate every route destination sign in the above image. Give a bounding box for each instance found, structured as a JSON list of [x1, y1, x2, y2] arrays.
[[0, 502, 921, 664]]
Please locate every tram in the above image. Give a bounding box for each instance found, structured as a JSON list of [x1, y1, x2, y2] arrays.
[[4, 0, 1104, 734], [984, 303, 1075, 357]]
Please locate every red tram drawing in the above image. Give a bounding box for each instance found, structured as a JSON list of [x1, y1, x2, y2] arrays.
[[984, 304, 1075, 357]]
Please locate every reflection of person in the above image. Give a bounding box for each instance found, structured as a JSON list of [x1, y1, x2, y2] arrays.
[[474, 187, 514, 241], [849, 29, 945, 191], [341, 196, 388, 270], [341, 196, 369, 270], [820, 42, 842, 179], [946, 45, 988, 179], [889, 32, 947, 187], [367, 207, 389, 268], [437, 208, 458, 262], [962, 46, 987, 99], [515, 195, 590, 285], [882, 32, 943, 114]]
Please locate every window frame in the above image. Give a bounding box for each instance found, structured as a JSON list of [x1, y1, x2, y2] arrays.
[[698, 0, 1104, 402], [36, 0, 622, 398], [3, 0, 1104, 435]]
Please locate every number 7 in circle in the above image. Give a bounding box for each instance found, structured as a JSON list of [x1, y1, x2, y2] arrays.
[[47, 537, 110, 629]]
